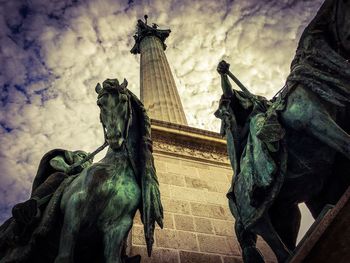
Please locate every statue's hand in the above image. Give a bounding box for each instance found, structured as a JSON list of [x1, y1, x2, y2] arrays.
[[67, 164, 83, 175], [217, 60, 230, 75]]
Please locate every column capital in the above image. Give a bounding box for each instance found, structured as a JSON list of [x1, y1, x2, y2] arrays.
[[130, 18, 171, 54]]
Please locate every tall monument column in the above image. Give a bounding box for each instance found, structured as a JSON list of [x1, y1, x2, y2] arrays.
[[131, 17, 188, 125], [127, 16, 275, 263]]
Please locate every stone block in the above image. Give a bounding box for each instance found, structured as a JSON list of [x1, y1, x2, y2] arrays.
[[179, 251, 222, 263], [162, 198, 191, 214], [156, 212, 174, 229], [155, 229, 178, 249], [170, 185, 205, 202], [215, 181, 230, 193], [200, 170, 230, 184], [132, 225, 146, 245], [212, 219, 235, 236], [226, 237, 242, 256], [167, 163, 198, 178], [194, 217, 214, 234], [223, 206, 234, 222], [222, 256, 244, 263], [159, 183, 171, 197], [154, 159, 166, 172], [158, 172, 186, 186], [185, 177, 217, 191], [155, 154, 181, 164], [130, 246, 179, 263], [155, 229, 199, 251], [181, 159, 212, 169], [226, 173, 233, 183], [209, 166, 233, 176], [177, 230, 199, 251], [181, 165, 200, 178], [198, 233, 230, 254], [205, 191, 228, 206], [174, 214, 195, 231], [191, 202, 231, 220]]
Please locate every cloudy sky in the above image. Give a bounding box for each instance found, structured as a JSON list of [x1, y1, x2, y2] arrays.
[[0, 0, 324, 239]]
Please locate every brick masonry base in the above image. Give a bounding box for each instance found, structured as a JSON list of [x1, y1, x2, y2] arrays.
[[129, 152, 277, 263]]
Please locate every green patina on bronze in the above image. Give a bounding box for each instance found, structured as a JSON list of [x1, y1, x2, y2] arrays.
[[216, 0, 350, 262], [0, 79, 162, 263]]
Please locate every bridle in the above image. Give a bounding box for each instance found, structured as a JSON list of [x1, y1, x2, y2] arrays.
[[71, 91, 132, 170]]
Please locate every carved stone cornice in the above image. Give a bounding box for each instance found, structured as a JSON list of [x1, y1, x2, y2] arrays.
[[151, 119, 229, 166]]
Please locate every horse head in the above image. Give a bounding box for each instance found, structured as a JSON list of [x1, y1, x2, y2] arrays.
[[95, 78, 131, 151]]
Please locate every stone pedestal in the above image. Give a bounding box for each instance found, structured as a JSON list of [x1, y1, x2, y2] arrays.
[[289, 187, 350, 263], [128, 120, 277, 263]]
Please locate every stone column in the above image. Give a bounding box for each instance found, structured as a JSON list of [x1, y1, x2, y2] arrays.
[[131, 19, 188, 125]]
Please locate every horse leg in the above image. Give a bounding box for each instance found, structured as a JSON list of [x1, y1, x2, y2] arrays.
[[55, 195, 83, 263], [235, 220, 265, 263], [102, 216, 134, 263], [269, 202, 301, 251], [252, 215, 292, 263], [283, 86, 350, 159], [307, 111, 350, 159], [228, 199, 264, 263]]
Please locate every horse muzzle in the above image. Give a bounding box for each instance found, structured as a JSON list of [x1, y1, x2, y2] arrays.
[[107, 136, 125, 150]]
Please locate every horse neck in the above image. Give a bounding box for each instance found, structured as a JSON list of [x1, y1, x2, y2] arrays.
[[101, 146, 129, 164]]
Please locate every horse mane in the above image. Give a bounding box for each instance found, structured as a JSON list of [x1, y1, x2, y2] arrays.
[[126, 90, 161, 255], [125, 90, 152, 179]]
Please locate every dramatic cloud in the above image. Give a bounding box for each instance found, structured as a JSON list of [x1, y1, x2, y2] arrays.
[[0, 0, 323, 239]]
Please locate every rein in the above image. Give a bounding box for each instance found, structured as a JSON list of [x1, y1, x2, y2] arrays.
[[71, 90, 138, 177]]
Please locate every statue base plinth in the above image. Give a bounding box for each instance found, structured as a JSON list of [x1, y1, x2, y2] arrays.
[[288, 186, 350, 263]]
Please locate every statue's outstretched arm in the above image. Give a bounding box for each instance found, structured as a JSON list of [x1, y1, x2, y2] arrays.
[[217, 60, 234, 97], [221, 74, 234, 97]]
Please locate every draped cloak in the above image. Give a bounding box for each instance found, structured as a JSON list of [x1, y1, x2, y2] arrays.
[[215, 90, 287, 230]]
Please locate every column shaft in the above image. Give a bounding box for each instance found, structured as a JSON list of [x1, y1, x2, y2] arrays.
[[140, 36, 188, 125]]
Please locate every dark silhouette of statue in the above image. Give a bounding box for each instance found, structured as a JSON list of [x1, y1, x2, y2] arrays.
[[0, 149, 92, 262], [0, 79, 163, 263], [215, 0, 350, 262]]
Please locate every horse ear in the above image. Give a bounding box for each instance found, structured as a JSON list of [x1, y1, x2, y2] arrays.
[[95, 83, 102, 94], [120, 78, 128, 90]]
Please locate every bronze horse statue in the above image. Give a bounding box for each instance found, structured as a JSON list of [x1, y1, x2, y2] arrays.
[[216, 0, 350, 262], [0, 78, 163, 263], [55, 78, 163, 263]]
